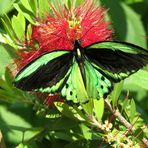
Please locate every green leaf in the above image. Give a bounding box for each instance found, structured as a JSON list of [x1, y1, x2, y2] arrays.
[[101, 0, 127, 40], [0, 43, 18, 58], [13, 3, 36, 24], [20, 0, 34, 13], [75, 0, 84, 6], [0, 0, 14, 15], [38, 0, 50, 18], [102, 1, 147, 48], [29, 0, 38, 15], [93, 98, 104, 120], [82, 99, 93, 115], [144, 0, 148, 5], [0, 70, 35, 103], [26, 24, 32, 41], [17, 143, 38, 148], [21, 0, 33, 13], [4, 68, 13, 88], [0, 104, 33, 144], [110, 81, 124, 107], [121, 2, 147, 48], [1, 14, 18, 42], [123, 0, 144, 4], [124, 70, 148, 90], [0, 45, 12, 77], [121, 98, 128, 113], [50, 131, 76, 141], [0, 34, 19, 49], [11, 13, 26, 40], [79, 124, 92, 140], [55, 102, 85, 121], [65, 0, 72, 9], [53, 117, 78, 130], [130, 99, 136, 122]]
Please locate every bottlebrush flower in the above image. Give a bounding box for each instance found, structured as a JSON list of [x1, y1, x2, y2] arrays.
[[17, 0, 112, 68]]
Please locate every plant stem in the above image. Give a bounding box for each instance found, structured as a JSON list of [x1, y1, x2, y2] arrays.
[[105, 99, 148, 147], [0, 131, 6, 148]]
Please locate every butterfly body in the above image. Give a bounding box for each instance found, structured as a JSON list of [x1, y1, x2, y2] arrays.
[[14, 41, 148, 104]]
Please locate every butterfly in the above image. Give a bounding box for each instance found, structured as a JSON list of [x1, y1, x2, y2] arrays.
[[14, 41, 148, 104]]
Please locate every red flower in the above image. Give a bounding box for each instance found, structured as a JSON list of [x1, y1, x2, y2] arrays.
[[17, 0, 112, 68], [32, 0, 112, 50]]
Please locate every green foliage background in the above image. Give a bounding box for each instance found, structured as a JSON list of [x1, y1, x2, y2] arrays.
[[0, 0, 148, 147]]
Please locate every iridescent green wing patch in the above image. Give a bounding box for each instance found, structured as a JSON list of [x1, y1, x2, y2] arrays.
[[14, 50, 73, 90], [84, 59, 113, 99], [61, 59, 89, 104], [85, 41, 148, 82]]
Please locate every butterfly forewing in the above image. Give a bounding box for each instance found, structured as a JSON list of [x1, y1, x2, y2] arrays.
[[14, 51, 73, 90], [85, 41, 148, 82]]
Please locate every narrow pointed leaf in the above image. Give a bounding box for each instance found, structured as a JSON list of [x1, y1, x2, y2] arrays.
[[110, 81, 124, 107], [55, 102, 85, 121], [82, 99, 93, 115], [1, 15, 18, 42], [121, 98, 128, 113], [20, 0, 34, 13], [29, 0, 38, 15], [26, 24, 32, 41], [130, 99, 136, 122], [93, 98, 104, 120], [13, 4, 36, 24], [11, 13, 26, 40], [38, 0, 50, 18]]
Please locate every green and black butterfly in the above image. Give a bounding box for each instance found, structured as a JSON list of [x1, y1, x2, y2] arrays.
[[14, 41, 148, 104]]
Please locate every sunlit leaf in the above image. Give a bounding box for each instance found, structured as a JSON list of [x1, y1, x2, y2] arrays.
[[29, 0, 38, 14], [26, 24, 32, 41], [1, 14, 18, 42], [11, 13, 26, 40], [82, 99, 93, 115], [20, 0, 34, 13], [13, 3, 36, 24], [121, 2, 147, 48], [79, 124, 92, 140], [55, 102, 85, 121], [130, 99, 136, 122], [121, 98, 129, 113], [38, 0, 50, 18], [93, 98, 104, 120], [110, 81, 124, 107], [124, 70, 148, 90], [0, 45, 12, 77], [102, 1, 147, 48], [0, 0, 14, 15], [16, 142, 38, 148], [0, 104, 32, 144]]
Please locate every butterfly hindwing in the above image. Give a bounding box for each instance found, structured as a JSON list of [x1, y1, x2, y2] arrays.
[[85, 41, 148, 82], [84, 59, 113, 99], [60, 58, 113, 103], [14, 50, 73, 90], [61, 58, 89, 104]]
